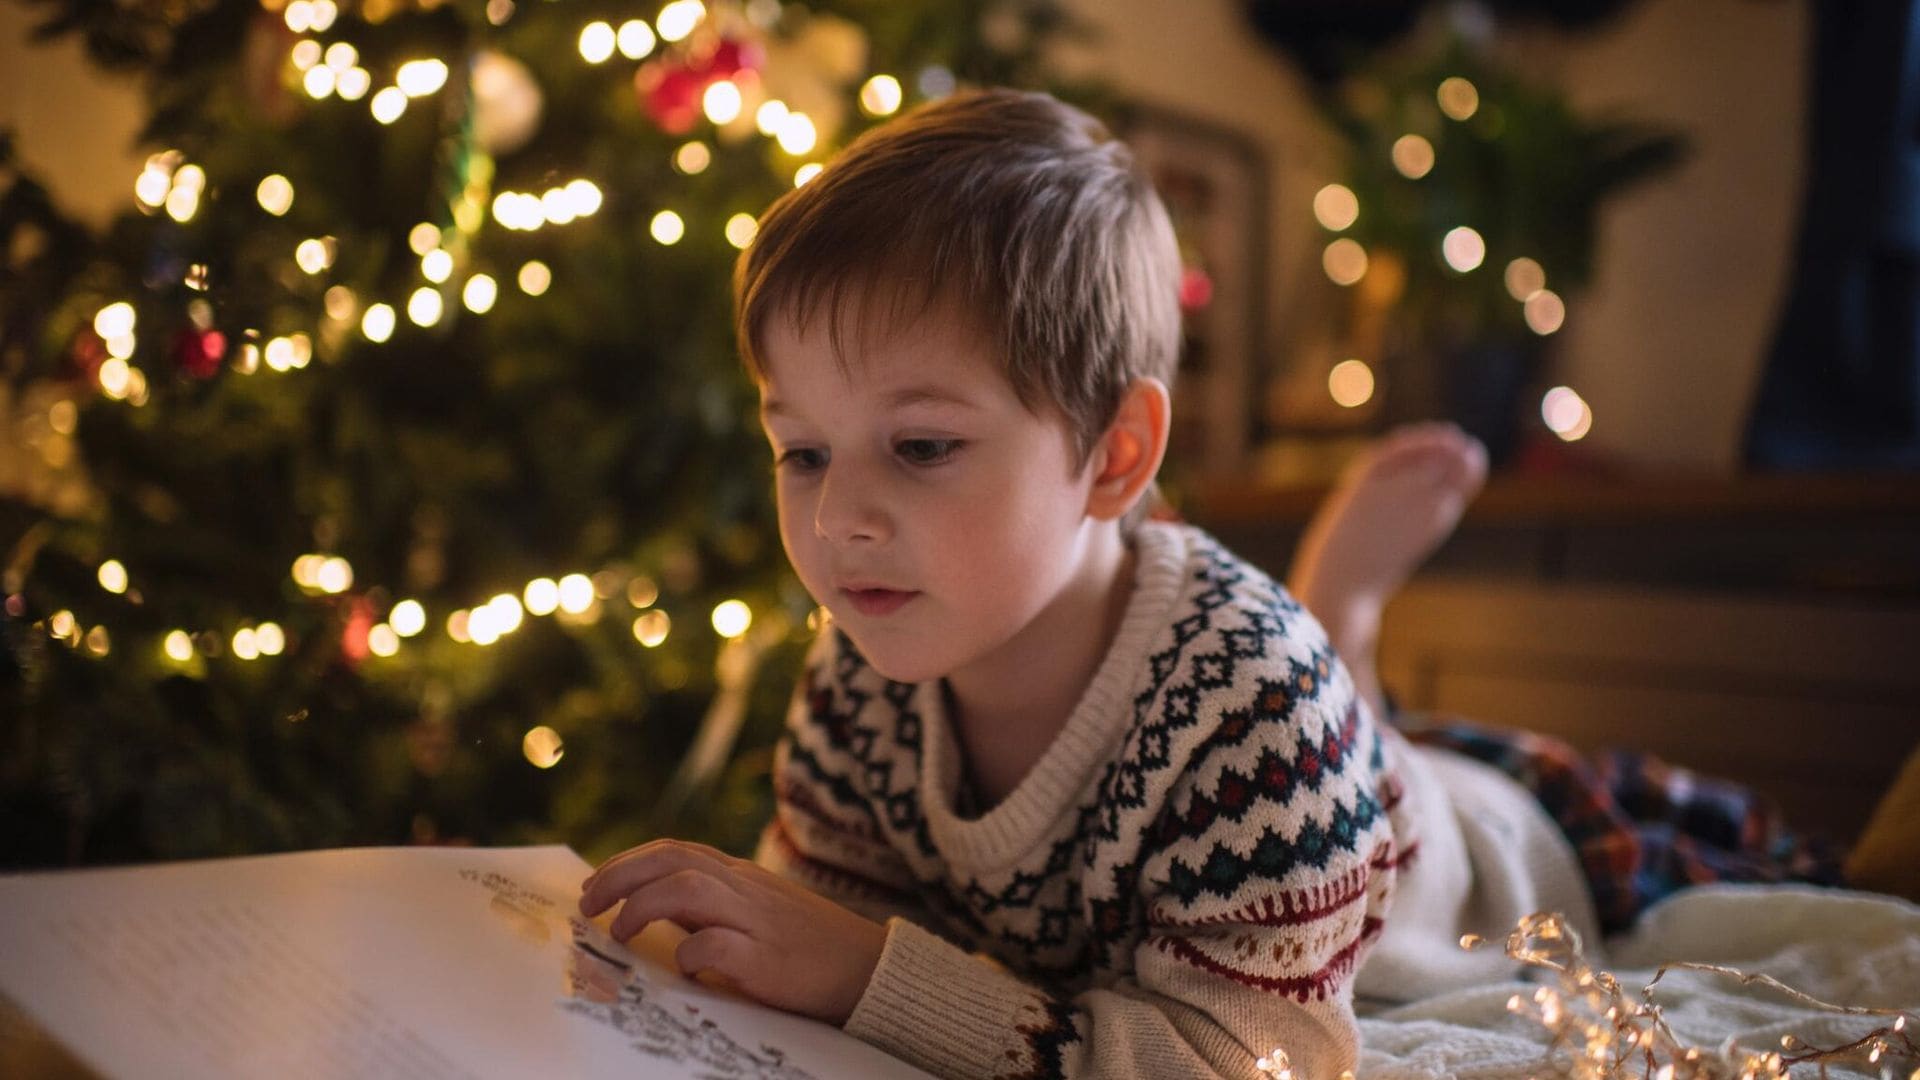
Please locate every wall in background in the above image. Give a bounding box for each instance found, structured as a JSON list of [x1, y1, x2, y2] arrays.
[[1061, 0, 1808, 471], [4, 0, 1807, 469]]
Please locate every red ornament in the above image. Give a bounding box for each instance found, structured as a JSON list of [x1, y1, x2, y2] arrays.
[[706, 38, 763, 78], [69, 331, 108, 385], [340, 595, 376, 666], [637, 62, 703, 135], [171, 327, 227, 379], [1179, 265, 1215, 311]]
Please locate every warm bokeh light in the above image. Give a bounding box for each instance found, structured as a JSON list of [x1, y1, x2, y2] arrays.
[[557, 573, 595, 615], [390, 599, 427, 637], [97, 559, 129, 594], [711, 599, 752, 639], [409, 223, 441, 255], [626, 576, 659, 609], [1525, 289, 1566, 335], [164, 630, 194, 663], [94, 302, 136, 340], [777, 112, 817, 155], [335, 68, 371, 101], [579, 21, 616, 64], [524, 577, 560, 616], [257, 175, 294, 216], [1541, 385, 1593, 441], [632, 609, 671, 647], [617, 19, 657, 59], [446, 610, 472, 643], [1437, 77, 1480, 121], [793, 163, 823, 187], [1312, 184, 1359, 231], [462, 274, 498, 314], [650, 210, 685, 245], [725, 213, 758, 249], [522, 725, 565, 768], [1323, 239, 1369, 286], [756, 99, 789, 135], [1505, 257, 1546, 301], [1392, 134, 1435, 179], [295, 237, 332, 274], [656, 0, 705, 42], [518, 261, 552, 296], [396, 59, 449, 97], [371, 87, 407, 124], [368, 624, 400, 657], [1328, 359, 1375, 408], [232, 627, 260, 661], [674, 141, 712, 175], [703, 80, 743, 125], [407, 287, 443, 327], [860, 74, 903, 116], [255, 622, 285, 656], [486, 593, 525, 635], [316, 556, 353, 594], [1441, 226, 1486, 272], [362, 302, 396, 342], [421, 249, 453, 283]]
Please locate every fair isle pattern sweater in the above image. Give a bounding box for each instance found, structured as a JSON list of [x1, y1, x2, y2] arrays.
[[754, 522, 1423, 1079]]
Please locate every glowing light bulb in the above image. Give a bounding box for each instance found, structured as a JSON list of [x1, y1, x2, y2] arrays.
[[98, 559, 129, 594], [421, 248, 453, 283], [324, 41, 358, 71], [777, 112, 817, 155], [135, 166, 172, 208], [725, 213, 758, 249], [257, 174, 294, 216], [1441, 226, 1485, 272], [859, 74, 903, 117], [1322, 239, 1368, 286], [486, 593, 525, 635], [253, 622, 284, 656], [232, 627, 260, 660], [656, 0, 705, 43], [711, 599, 752, 639], [295, 237, 332, 274], [580, 22, 616, 63], [336, 67, 371, 101], [675, 141, 712, 175], [1437, 77, 1480, 121], [557, 573, 595, 614], [389, 599, 427, 637], [408, 287, 443, 327], [1392, 134, 1435, 179], [703, 80, 742, 125], [371, 87, 407, 124], [524, 578, 559, 616], [565, 179, 602, 217], [617, 19, 656, 59], [303, 64, 337, 99], [1525, 289, 1566, 335], [1313, 184, 1359, 231], [650, 210, 685, 245], [632, 609, 671, 647], [1328, 359, 1375, 408], [462, 274, 498, 314], [396, 59, 449, 97], [316, 557, 353, 594], [523, 726, 564, 768], [362, 303, 396, 342], [756, 99, 789, 135], [164, 630, 194, 662]]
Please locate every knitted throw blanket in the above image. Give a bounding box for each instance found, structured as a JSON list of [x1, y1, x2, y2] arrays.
[[755, 522, 1422, 1079]]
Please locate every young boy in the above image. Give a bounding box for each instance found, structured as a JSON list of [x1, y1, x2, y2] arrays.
[[579, 90, 1609, 1078]]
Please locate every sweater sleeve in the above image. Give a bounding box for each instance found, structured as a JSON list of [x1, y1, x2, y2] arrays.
[[752, 632, 928, 927], [842, 693, 1405, 1080]]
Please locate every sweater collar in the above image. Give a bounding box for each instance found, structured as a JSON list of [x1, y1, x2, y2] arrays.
[[916, 520, 1195, 871]]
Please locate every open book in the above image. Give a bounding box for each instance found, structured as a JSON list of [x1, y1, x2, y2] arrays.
[[0, 845, 931, 1079]]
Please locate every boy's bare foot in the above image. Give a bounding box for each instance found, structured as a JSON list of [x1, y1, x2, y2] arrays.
[[1287, 423, 1488, 720]]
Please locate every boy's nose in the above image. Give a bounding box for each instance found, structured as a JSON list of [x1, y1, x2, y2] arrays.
[[813, 463, 891, 545]]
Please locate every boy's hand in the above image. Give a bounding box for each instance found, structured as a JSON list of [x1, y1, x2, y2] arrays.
[[578, 839, 888, 1027]]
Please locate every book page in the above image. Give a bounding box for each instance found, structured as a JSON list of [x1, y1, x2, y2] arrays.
[[0, 845, 929, 1080]]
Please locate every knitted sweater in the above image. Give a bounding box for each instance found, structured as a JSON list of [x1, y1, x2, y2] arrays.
[[754, 522, 1596, 1079]]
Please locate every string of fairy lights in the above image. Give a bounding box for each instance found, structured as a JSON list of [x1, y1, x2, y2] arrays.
[[24, 0, 904, 768], [1310, 73, 1596, 444]]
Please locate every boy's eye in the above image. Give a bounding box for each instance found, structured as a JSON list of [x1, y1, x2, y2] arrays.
[[776, 447, 828, 472], [895, 438, 963, 466]]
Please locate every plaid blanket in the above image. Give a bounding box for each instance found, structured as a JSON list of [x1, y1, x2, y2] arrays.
[[1400, 719, 1848, 934]]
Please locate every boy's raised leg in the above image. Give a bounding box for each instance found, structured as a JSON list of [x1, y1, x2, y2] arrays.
[[1286, 423, 1488, 721]]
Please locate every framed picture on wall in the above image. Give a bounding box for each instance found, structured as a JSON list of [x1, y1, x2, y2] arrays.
[[1115, 104, 1269, 480]]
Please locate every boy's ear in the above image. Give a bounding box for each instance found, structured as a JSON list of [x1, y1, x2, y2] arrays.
[[1086, 378, 1171, 521]]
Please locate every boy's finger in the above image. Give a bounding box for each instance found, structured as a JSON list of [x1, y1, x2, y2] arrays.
[[673, 926, 754, 985], [580, 840, 733, 913], [606, 869, 742, 941]]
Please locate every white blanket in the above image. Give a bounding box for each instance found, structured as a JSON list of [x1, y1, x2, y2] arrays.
[[1358, 885, 1920, 1079]]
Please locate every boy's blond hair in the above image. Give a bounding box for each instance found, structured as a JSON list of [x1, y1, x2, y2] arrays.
[[733, 88, 1182, 465]]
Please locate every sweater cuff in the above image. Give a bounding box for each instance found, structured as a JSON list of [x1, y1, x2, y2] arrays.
[[844, 917, 1025, 1073]]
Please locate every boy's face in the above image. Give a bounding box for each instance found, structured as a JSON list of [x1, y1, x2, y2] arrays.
[[758, 300, 1103, 685]]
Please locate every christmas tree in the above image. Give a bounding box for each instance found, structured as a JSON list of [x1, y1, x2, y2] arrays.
[[0, 0, 1081, 869]]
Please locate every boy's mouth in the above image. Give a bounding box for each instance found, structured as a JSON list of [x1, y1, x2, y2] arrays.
[[841, 588, 919, 617]]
